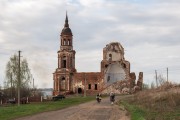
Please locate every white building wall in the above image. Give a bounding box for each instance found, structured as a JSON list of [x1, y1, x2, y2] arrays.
[[106, 51, 123, 61], [104, 63, 126, 85]]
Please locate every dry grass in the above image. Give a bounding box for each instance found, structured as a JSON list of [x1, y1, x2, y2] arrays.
[[124, 82, 180, 120]]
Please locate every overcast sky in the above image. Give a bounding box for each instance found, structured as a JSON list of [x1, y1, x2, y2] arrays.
[[0, 0, 180, 88]]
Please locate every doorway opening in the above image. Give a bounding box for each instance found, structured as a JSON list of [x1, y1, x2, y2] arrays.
[[78, 88, 82, 94]]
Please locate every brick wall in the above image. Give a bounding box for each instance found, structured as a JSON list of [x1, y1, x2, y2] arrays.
[[73, 72, 103, 95]]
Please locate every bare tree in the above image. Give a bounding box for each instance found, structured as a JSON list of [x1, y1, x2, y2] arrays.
[[157, 74, 166, 86], [4, 54, 32, 97], [151, 82, 155, 89]]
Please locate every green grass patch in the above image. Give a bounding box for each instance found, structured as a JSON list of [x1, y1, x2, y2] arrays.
[[0, 96, 95, 120], [120, 101, 145, 120]]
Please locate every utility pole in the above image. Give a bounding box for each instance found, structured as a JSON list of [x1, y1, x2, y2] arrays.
[[18, 51, 21, 106], [155, 70, 158, 88], [64, 67, 67, 94], [84, 73, 86, 97], [10, 73, 12, 98], [167, 67, 168, 82]]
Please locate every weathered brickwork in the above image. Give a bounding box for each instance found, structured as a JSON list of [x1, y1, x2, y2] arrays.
[[73, 72, 103, 95], [53, 14, 143, 96], [100, 42, 144, 94]]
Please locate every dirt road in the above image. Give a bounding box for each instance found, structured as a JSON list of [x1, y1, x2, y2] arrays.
[[15, 96, 130, 120]]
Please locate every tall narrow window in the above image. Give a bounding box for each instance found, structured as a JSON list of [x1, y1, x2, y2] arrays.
[[65, 40, 68, 45], [95, 84, 97, 90], [62, 56, 66, 68], [109, 54, 112, 61], [63, 39, 66, 45], [69, 39, 71, 46], [61, 77, 65, 90], [68, 39, 70, 45], [61, 39, 63, 46], [107, 76, 110, 82], [88, 84, 91, 89]]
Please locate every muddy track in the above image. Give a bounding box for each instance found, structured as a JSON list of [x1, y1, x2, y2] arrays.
[[15, 96, 130, 120]]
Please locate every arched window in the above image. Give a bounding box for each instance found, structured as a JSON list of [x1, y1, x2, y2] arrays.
[[62, 56, 66, 68], [68, 39, 71, 46], [61, 77, 65, 90], [94, 84, 98, 90], [63, 39, 66, 45], [109, 54, 112, 61], [88, 84, 91, 89], [67, 39, 70, 45], [65, 40, 68, 45]]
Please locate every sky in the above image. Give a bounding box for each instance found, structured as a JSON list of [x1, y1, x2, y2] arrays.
[[0, 0, 180, 88]]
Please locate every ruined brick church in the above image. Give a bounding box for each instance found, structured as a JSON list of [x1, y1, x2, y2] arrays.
[[53, 13, 143, 96]]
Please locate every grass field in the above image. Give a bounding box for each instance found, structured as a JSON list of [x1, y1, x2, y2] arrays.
[[120, 101, 145, 120], [0, 96, 95, 120], [119, 86, 180, 120]]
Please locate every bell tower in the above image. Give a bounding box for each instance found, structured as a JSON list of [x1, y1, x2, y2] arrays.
[[60, 12, 73, 51], [53, 12, 76, 96]]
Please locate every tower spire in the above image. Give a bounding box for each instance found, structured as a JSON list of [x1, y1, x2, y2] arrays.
[[64, 11, 69, 27], [61, 11, 72, 35]]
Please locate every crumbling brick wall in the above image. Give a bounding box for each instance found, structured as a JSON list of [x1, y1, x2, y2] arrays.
[[73, 72, 103, 95]]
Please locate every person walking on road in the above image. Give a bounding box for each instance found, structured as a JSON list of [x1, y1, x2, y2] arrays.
[[110, 92, 115, 105], [96, 93, 102, 103]]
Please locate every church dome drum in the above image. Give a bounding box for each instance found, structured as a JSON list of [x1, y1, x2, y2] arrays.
[[61, 27, 72, 35]]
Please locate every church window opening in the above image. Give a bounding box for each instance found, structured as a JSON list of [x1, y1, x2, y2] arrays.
[[122, 63, 126, 68], [63, 39, 66, 45], [68, 39, 70, 45], [94, 84, 97, 90], [66, 40, 68, 45], [61, 77, 65, 90], [107, 76, 110, 82], [109, 54, 112, 61], [69, 40, 70, 45], [88, 84, 91, 89], [62, 56, 66, 68]]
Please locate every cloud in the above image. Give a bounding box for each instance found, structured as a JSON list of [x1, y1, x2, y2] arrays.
[[0, 0, 180, 88], [71, 0, 180, 49], [125, 43, 180, 84], [76, 50, 102, 72]]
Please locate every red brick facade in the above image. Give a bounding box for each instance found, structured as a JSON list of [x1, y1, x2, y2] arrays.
[[73, 72, 103, 95], [53, 14, 143, 96], [53, 14, 103, 96]]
